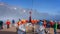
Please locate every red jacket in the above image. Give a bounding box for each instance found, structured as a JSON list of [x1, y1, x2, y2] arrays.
[[6, 21, 10, 25], [50, 21, 54, 26]]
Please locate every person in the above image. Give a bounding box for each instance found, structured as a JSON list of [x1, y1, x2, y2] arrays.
[[18, 24, 26, 34], [6, 20, 10, 29], [0, 20, 3, 29], [12, 19, 15, 24], [46, 20, 50, 34], [17, 20, 24, 32], [12, 19, 15, 26], [38, 20, 43, 26], [58, 21, 60, 29], [37, 21, 45, 34], [53, 21, 58, 34], [39, 25, 45, 34], [25, 18, 34, 33], [43, 20, 46, 28], [46, 20, 50, 28], [17, 20, 27, 34], [19, 19, 21, 21], [17, 21, 22, 27], [50, 20, 54, 28]]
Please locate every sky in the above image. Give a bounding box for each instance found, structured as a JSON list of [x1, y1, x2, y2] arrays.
[[33, 0, 60, 15], [0, 0, 60, 21], [0, 0, 60, 15]]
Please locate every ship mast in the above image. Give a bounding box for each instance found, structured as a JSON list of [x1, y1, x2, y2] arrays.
[[29, 10, 32, 23]]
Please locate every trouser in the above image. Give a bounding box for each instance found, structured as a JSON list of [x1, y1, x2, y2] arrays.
[[45, 28, 50, 34], [12, 24, 14, 27], [54, 29, 56, 34], [0, 25, 3, 29], [7, 24, 9, 29], [1, 25, 3, 29], [0, 26, 3, 29], [18, 30, 26, 34], [38, 30, 45, 34]]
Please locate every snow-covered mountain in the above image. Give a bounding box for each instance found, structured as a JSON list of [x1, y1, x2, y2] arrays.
[[0, 2, 60, 21]]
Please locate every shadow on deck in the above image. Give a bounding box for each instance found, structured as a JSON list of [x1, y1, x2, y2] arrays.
[[0, 31, 17, 34]]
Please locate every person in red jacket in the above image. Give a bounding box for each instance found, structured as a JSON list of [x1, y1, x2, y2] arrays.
[[43, 20, 47, 28], [6, 20, 10, 29], [50, 20, 54, 28]]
